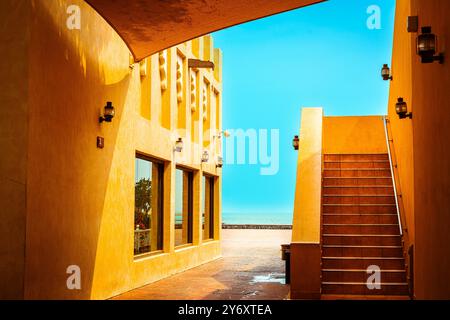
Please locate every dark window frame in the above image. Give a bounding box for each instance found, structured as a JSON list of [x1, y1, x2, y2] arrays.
[[134, 153, 165, 255], [175, 166, 194, 246], [203, 174, 215, 240]]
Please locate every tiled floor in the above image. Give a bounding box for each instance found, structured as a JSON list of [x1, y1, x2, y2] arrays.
[[112, 229, 292, 300]]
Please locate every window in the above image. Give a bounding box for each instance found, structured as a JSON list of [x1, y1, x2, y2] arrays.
[[134, 155, 164, 255], [202, 175, 215, 240], [175, 167, 193, 247]]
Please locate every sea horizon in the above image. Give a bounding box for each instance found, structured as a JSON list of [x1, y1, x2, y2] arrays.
[[222, 211, 293, 225]]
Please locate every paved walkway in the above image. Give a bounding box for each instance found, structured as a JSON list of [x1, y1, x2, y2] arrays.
[[113, 229, 291, 300]]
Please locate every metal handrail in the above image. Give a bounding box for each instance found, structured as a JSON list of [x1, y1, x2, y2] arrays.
[[383, 116, 414, 298], [383, 116, 403, 236]]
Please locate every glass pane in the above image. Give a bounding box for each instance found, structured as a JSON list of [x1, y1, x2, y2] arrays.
[[202, 176, 214, 240], [201, 176, 206, 230], [134, 157, 163, 255], [175, 168, 192, 246]]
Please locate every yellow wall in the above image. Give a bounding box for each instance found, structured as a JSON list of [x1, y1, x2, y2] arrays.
[[408, 0, 450, 300], [290, 108, 323, 300], [388, 0, 450, 299], [292, 108, 323, 243], [387, 0, 415, 249], [323, 116, 388, 154], [0, 0, 223, 299], [0, 0, 29, 299]]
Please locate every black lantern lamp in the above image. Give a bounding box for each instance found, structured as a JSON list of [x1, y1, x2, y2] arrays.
[[417, 26, 444, 64], [396, 98, 412, 119], [381, 64, 393, 81], [201, 150, 210, 163], [99, 102, 115, 123], [216, 156, 224, 168], [174, 137, 183, 152], [293, 135, 300, 150]]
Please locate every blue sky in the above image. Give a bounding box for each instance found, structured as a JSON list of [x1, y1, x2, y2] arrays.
[[213, 0, 396, 221]]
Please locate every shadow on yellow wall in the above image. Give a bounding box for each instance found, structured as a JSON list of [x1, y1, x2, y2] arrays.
[[25, 0, 132, 299]]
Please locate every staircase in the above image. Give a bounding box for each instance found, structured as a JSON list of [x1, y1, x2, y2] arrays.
[[321, 154, 409, 297]]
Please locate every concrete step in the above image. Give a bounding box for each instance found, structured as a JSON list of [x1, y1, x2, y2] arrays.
[[323, 214, 399, 224], [323, 169, 392, 178], [324, 161, 391, 169], [322, 282, 409, 296], [322, 269, 407, 283], [323, 177, 393, 186], [324, 154, 389, 162], [323, 195, 396, 205], [322, 245, 403, 257], [323, 234, 402, 246], [322, 224, 400, 235], [323, 204, 397, 214], [323, 186, 394, 195], [322, 257, 405, 270]]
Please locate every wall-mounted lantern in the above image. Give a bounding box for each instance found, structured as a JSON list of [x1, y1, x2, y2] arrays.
[[417, 26, 444, 64], [381, 64, 393, 81], [201, 150, 210, 163], [293, 135, 300, 150], [396, 98, 412, 119], [99, 102, 115, 123], [216, 156, 224, 168], [174, 137, 183, 152]]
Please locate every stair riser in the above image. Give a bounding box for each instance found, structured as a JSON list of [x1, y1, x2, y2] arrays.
[[324, 170, 392, 178], [322, 259, 405, 270], [323, 236, 402, 246], [322, 271, 407, 283], [323, 187, 394, 195], [323, 247, 403, 257], [323, 214, 399, 224], [323, 225, 400, 235], [324, 155, 389, 162], [323, 196, 396, 205], [323, 205, 397, 214], [322, 284, 409, 296], [324, 178, 393, 186], [324, 162, 391, 169]]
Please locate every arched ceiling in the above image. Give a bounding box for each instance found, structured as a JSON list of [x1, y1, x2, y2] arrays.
[[85, 0, 325, 61]]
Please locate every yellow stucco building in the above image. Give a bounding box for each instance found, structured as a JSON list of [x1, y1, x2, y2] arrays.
[[1, 0, 223, 300]]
